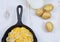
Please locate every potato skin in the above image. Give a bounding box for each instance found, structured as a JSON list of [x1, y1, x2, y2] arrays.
[[45, 22, 53, 32], [36, 9, 44, 16], [42, 12, 51, 19], [35, 4, 54, 20], [43, 4, 54, 12]]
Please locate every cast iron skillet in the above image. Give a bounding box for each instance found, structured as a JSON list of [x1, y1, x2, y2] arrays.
[[2, 5, 37, 42]]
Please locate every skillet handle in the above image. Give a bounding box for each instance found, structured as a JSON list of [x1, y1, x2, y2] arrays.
[[17, 5, 23, 25]]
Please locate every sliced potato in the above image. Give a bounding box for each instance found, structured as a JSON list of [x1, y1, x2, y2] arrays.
[[42, 12, 51, 19], [45, 22, 53, 32]]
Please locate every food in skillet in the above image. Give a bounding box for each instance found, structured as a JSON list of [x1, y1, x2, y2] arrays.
[[45, 22, 54, 32], [6, 27, 34, 42], [36, 4, 54, 19]]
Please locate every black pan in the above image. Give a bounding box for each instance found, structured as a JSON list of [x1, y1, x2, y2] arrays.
[[2, 5, 37, 42]]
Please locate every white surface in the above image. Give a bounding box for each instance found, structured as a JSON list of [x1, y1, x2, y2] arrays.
[[26, 0, 44, 9], [0, 0, 60, 42]]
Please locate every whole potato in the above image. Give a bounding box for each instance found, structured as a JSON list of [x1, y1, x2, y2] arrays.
[[42, 12, 51, 19], [36, 9, 44, 16], [44, 4, 54, 12], [45, 22, 53, 32]]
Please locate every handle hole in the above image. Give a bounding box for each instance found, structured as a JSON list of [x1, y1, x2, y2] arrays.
[[18, 8, 21, 15]]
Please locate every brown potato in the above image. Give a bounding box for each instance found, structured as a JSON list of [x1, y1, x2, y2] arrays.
[[43, 4, 54, 12], [36, 9, 44, 16], [45, 22, 53, 32], [42, 12, 51, 19]]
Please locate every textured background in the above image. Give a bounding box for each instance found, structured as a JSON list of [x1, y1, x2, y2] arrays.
[[0, 0, 60, 42]]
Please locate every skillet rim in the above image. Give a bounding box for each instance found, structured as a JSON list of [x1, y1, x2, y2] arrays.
[[2, 24, 37, 42]]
